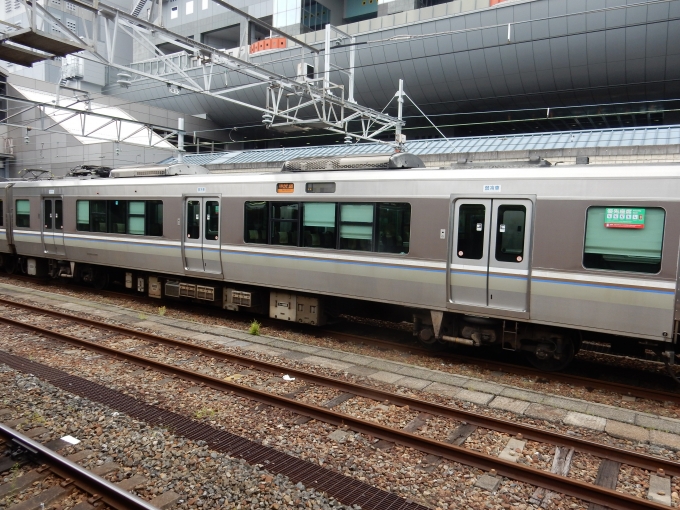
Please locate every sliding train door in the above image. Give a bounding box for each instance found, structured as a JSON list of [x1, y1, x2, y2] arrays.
[[449, 197, 533, 312], [42, 197, 66, 257], [182, 196, 222, 275]]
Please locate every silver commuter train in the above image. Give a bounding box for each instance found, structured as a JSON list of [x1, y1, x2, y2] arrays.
[[0, 154, 677, 370]]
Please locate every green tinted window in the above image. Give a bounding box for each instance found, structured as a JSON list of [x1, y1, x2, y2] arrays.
[[303, 202, 336, 249], [16, 199, 30, 228], [128, 201, 145, 235], [339, 204, 373, 251], [584, 206, 664, 273]]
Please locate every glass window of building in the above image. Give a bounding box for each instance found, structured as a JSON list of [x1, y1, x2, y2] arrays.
[[302, 0, 330, 32]]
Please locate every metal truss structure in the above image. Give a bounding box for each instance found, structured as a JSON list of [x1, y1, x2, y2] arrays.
[[5, 0, 405, 148], [2, 89, 182, 150]]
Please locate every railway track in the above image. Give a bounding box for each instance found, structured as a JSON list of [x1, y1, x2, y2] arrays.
[[0, 298, 676, 509], [3, 274, 679, 407], [324, 330, 680, 405], [0, 423, 158, 510]]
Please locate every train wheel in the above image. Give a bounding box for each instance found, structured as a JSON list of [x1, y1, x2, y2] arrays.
[[418, 327, 438, 346], [526, 335, 575, 372], [4, 256, 18, 274], [92, 268, 110, 290]]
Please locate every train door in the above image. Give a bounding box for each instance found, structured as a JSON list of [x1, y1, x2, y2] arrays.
[[182, 197, 222, 275], [42, 197, 65, 257], [449, 198, 533, 312]]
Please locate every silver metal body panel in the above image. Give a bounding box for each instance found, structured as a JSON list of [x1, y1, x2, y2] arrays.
[[5, 164, 680, 342]]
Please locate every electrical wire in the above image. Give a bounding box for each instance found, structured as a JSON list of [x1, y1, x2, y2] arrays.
[[2, 0, 677, 147]]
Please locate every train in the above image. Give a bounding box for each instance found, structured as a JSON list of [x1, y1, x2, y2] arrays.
[[0, 153, 678, 371]]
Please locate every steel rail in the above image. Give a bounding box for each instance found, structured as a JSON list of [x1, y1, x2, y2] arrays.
[[0, 296, 678, 477], [3, 276, 674, 405], [0, 315, 675, 509], [324, 329, 680, 405], [0, 423, 159, 510]]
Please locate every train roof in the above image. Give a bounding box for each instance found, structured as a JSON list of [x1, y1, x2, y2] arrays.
[[7, 161, 680, 189]]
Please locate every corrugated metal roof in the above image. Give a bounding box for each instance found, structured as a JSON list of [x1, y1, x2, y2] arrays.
[[160, 125, 680, 166]]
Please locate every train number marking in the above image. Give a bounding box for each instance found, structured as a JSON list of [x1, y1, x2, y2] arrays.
[[197, 187, 206, 192]]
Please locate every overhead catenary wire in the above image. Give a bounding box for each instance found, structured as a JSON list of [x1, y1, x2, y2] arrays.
[[2, 0, 676, 152]]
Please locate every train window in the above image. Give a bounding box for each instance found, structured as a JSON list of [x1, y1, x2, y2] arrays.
[[91, 201, 107, 232], [584, 206, 665, 273], [128, 201, 145, 235], [205, 201, 219, 240], [339, 204, 373, 251], [244, 201, 268, 243], [377, 203, 410, 254], [457, 204, 485, 260], [0, 200, 3, 227], [146, 201, 163, 236], [55, 200, 63, 230], [15, 200, 30, 228], [303, 202, 336, 249], [271, 202, 299, 246], [495, 205, 526, 263], [108, 200, 127, 234], [187, 200, 200, 239], [44, 200, 53, 230], [76, 201, 90, 231]]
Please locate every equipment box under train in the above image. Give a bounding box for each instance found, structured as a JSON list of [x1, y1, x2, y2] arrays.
[[270, 292, 324, 325]]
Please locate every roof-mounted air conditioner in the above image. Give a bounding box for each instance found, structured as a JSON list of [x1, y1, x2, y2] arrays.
[[109, 163, 210, 178]]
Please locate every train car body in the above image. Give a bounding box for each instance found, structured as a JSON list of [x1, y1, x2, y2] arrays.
[[0, 159, 678, 369]]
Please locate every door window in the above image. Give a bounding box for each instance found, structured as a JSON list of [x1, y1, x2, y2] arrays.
[[456, 204, 485, 260], [55, 200, 63, 230], [205, 201, 219, 240], [187, 200, 200, 239], [495, 205, 526, 263], [44, 200, 53, 229]]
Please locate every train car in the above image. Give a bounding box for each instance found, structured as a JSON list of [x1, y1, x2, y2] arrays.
[[0, 154, 678, 371]]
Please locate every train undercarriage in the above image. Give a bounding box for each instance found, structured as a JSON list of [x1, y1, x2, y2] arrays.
[[1, 254, 676, 373]]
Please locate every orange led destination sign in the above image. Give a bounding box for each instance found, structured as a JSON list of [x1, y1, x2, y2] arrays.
[[277, 183, 294, 193]]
